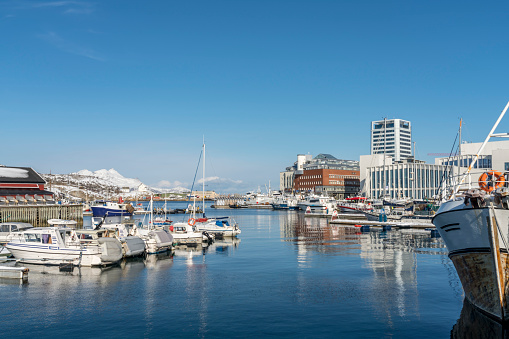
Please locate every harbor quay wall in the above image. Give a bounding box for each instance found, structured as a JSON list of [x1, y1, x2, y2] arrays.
[[0, 205, 83, 227]]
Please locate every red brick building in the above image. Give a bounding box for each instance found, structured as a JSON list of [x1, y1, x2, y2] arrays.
[[294, 168, 360, 199]]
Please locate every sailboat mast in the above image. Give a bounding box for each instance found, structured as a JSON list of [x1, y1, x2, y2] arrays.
[[382, 117, 386, 198], [203, 138, 205, 217]]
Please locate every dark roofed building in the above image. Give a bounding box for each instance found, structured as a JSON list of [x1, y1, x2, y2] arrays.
[[0, 166, 54, 205]]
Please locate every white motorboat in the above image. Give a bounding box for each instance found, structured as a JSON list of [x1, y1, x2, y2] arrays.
[[300, 195, 337, 214], [6, 227, 123, 266], [131, 223, 174, 254], [93, 216, 146, 257], [193, 217, 241, 237], [169, 222, 213, 245], [244, 192, 274, 208], [0, 222, 34, 244]]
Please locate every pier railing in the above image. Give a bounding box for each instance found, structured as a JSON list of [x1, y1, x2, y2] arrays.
[[0, 205, 83, 227]]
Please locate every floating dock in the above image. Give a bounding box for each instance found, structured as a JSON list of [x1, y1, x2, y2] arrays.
[[0, 266, 29, 281], [329, 218, 434, 229], [305, 213, 366, 219]]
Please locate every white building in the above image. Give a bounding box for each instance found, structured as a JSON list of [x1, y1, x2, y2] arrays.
[[360, 155, 447, 200], [371, 119, 412, 162], [361, 140, 509, 199], [435, 140, 509, 171]]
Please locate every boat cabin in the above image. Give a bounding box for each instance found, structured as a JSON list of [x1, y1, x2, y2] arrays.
[[8, 227, 79, 247], [0, 222, 34, 244]]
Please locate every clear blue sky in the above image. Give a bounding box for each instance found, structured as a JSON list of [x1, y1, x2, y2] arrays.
[[2, 0, 509, 193]]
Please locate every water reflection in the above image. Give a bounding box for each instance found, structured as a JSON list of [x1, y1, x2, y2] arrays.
[[279, 212, 456, 328], [451, 300, 509, 338]]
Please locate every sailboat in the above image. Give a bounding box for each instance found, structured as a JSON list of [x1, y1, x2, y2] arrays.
[[432, 101, 509, 322], [192, 140, 241, 237]]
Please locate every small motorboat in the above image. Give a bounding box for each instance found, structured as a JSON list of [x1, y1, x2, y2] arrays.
[[6, 227, 123, 266]]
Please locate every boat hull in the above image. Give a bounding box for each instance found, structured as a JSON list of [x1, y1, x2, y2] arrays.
[[433, 201, 509, 322], [5, 243, 121, 266], [91, 206, 131, 217]]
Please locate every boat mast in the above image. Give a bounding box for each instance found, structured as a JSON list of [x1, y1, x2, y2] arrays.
[[150, 194, 153, 230], [202, 136, 205, 218], [382, 117, 386, 199], [453, 101, 509, 197]]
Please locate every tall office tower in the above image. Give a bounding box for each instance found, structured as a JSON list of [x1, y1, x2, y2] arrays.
[[371, 119, 412, 161]]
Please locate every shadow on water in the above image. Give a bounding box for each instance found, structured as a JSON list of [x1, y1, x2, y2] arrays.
[[451, 299, 509, 339]]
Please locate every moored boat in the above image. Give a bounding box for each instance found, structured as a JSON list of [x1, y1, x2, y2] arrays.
[[0, 222, 34, 245], [193, 217, 241, 237], [90, 200, 134, 217], [6, 227, 123, 266], [432, 101, 509, 322]]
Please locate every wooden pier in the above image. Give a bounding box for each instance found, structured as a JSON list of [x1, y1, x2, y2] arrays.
[[0, 205, 83, 227]]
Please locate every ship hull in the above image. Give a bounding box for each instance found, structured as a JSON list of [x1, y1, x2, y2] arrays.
[[433, 200, 509, 322]]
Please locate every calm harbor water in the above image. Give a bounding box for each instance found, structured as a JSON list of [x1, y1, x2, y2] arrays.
[[0, 202, 498, 338]]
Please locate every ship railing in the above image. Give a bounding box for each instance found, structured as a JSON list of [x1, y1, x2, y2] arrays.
[[442, 169, 509, 201]]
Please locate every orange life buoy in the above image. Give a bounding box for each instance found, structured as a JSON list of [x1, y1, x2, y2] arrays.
[[188, 218, 196, 226], [478, 171, 505, 192]]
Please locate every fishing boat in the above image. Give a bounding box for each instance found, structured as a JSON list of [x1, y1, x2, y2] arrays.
[[6, 227, 123, 266], [271, 195, 299, 210], [432, 101, 509, 322], [90, 200, 134, 217]]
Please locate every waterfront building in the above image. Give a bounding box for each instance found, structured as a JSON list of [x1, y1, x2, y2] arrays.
[[371, 119, 412, 162], [279, 154, 312, 192], [360, 155, 447, 200], [435, 140, 509, 172], [361, 140, 509, 199], [281, 154, 360, 199], [0, 166, 54, 204], [190, 190, 218, 200]]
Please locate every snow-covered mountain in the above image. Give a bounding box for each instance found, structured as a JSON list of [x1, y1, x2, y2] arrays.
[[41, 169, 189, 200], [74, 169, 144, 190]]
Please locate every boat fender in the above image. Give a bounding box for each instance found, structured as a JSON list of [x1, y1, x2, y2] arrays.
[[188, 218, 196, 226], [478, 171, 505, 193], [203, 231, 213, 242]]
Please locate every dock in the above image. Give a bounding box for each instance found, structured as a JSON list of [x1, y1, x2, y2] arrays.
[[329, 218, 434, 229], [0, 266, 29, 281], [304, 213, 366, 219]]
